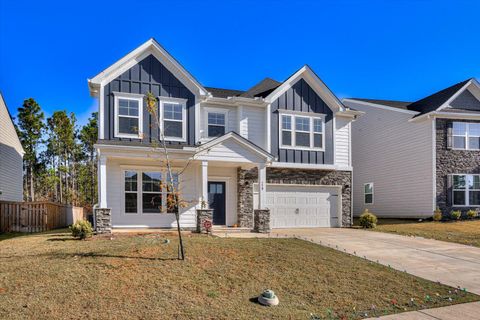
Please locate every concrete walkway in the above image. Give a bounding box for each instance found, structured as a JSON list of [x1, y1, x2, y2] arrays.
[[271, 228, 480, 295], [365, 301, 480, 319]]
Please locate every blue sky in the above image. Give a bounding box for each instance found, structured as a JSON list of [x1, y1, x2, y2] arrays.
[[1, 0, 479, 126]]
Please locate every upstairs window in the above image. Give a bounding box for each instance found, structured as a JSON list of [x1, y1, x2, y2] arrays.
[[208, 112, 226, 137], [364, 183, 374, 204], [452, 122, 480, 150], [159, 98, 187, 142], [279, 113, 324, 151], [114, 93, 143, 138], [453, 174, 480, 206]]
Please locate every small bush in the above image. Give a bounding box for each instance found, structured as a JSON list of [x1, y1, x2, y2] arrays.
[[70, 220, 93, 240], [467, 209, 478, 219], [433, 207, 442, 221], [451, 210, 461, 220], [359, 209, 378, 228]]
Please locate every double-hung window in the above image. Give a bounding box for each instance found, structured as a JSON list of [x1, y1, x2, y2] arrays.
[[159, 98, 187, 142], [124, 170, 179, 214], [208, 112, 226, 137], [279, 113, 324, 150], [452, 122, 480, 150], [364, 182, 374, 204], [453, 174, 480, 206], [114, 93, 143, 138]]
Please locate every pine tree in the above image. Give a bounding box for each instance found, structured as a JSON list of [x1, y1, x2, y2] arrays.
[[16, 98, 45, 201], [79, 112, 98, 207]]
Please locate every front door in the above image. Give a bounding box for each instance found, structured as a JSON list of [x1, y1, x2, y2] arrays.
[[208, 181, 226, 225]]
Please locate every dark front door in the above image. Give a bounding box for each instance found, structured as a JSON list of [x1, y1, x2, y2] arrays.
[[208, 181, 226, 225]]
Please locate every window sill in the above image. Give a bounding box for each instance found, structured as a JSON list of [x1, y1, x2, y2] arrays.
[[164, 137, 187, 143], [115, 133, 142, 139], [280, 146, 325, 152]]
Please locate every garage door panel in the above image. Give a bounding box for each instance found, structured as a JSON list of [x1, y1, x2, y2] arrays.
[[263, 185, 339, 228]]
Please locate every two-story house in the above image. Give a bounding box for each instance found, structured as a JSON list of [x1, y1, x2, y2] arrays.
[[88, 38, 360, 232], [344, 78, 480, 218]]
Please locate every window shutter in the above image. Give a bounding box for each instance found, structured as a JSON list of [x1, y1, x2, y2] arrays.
[[446, 175, 452, 206], [446, 122, 453, 149]]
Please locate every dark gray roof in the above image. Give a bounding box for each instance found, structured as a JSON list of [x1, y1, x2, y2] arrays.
[[240, 78, 282, 98], [408, 78, 472, 115], [348, 98, 412, 110], [205, 87, 245, 98]]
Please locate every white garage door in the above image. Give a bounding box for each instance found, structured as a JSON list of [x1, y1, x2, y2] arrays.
[[256, 184, 340, 228]]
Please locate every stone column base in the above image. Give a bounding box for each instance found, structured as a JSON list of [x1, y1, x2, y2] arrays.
[[196, 209, 213, 233], [94, 208, 112, 234], [254, 209, 271, 233]]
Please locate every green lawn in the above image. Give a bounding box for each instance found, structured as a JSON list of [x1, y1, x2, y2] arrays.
[[0, 230, 477, 319], [356, 219, 480, 247]]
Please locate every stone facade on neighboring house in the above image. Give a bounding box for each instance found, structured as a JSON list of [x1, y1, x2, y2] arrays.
[[436, 119, 480, 214], [237, 167, 352, 228]]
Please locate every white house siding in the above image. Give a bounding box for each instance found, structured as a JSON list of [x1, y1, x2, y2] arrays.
[[335, 116, 351, 168], [105, 157, 198, 228], [346, 101, 434, 218], [239, 105, 266, 149], [0, 94, 24, 201], [199, 104, 238, 140]]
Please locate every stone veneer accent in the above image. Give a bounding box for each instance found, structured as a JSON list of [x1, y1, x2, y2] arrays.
[[436, 119, 480, 214], [237, 167, 352, 227], [94, 208, 112, 234], [253, 209, 271, 233], [196, 209, 213, 233]]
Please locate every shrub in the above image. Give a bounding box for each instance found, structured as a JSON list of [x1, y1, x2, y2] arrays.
[[433, 207, 442, 221], [467, 209, 478, 219], [70, 220, 93, 240], [359, 209, 378, 228], [451, 210, 461, 220]]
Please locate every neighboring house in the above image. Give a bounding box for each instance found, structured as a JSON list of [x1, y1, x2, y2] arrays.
[[0, 93, 24, 201], [88, 38, 360, 231], [344, 78, 480, 218]]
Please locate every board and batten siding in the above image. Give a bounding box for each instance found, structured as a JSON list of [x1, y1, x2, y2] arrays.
[[270, 78, 334, 164], [346, 101, 434, 218], [0, 95, 24, 201], [103, 54, 196, 146], [335, 116, 351, 168]]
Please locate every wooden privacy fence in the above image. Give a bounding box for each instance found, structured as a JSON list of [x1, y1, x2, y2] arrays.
[[0, 201, 86, 233]]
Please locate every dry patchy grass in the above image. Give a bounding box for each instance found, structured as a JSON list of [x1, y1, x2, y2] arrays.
[[0, 230, 477, 319], [360, 219, 480, 247]]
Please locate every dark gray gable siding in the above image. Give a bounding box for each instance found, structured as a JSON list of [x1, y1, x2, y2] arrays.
[[271, 78, 334, 164], [450, 89, 480, 111], [103, 54, 196, 146]]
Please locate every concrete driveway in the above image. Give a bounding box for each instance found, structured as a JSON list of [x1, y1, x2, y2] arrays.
[[271, 228, 480, 295]]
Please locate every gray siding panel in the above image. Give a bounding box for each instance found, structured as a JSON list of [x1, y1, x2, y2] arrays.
[[103, 54, 195, 146], [450, 89, 480, 111], [271, 78, 334, 164]]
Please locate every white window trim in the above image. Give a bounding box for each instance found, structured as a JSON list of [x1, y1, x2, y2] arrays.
[[123, 169, 180, 215], [158, 96, 188, 142], [452, 174, 480, 207], [206, 108, 229, 138], [452, 122, 480, 151], [364, 182, 374, 205], [279, 112, 325, 151], [113, 92, 144, 139]]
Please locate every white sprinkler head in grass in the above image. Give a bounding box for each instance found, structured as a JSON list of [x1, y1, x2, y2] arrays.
[[258, 289, 279, 306]]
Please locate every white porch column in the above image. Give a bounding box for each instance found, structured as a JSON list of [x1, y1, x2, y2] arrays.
[[99, 155, 107, 208], [201, 160, 209, 208], [258, 163, 267, 209]]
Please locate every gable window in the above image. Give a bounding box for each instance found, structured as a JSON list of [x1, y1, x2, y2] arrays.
[[453, 174, 480, 206], [114, 93, 143, 138], [452, 122, 480, 150], [124, 170, 179, 214], [279, 113, 325, 151], [364, 183, 374, 204], [208, 112, 226, 137], [159, 98, 187, 142]]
